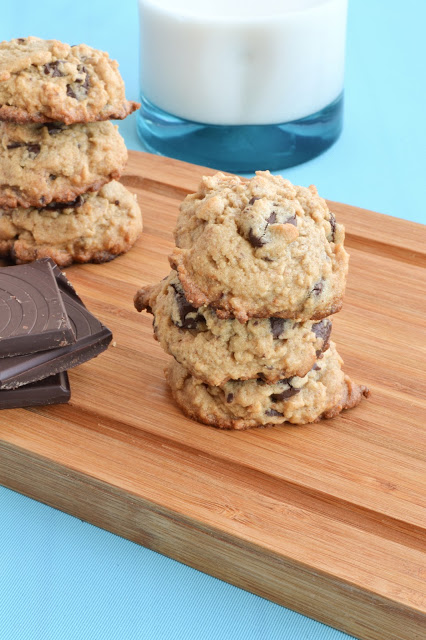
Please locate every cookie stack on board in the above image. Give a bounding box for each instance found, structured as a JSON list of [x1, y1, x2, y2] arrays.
[[0, 37, 142, 267], [135, 171, 369, 430]]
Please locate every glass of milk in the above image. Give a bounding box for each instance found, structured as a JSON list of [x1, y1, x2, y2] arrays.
[[137, 0, 348, 172]]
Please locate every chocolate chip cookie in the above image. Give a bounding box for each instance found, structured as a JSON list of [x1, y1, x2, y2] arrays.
[[0, 181, 142, 267], [135, 271, 332, 385], [0, 120, 127, 208], [170, 171, 348, 322], [166, 343, 370, 430], [0, 37, 139, 124]]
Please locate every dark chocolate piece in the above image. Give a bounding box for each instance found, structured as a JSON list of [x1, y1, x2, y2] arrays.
[[66, 84, 77, 99], [0, 260, 76, 358], [45, 123, 64, 135], [265, 408, 284, 417], [171, 283, 204, 330], [0, 259, 112, 389], [269, 317, 286, 339], [248, 228, 266, 248], [0, 371, 70, 410], [43, 195, 84, 210], [270, 378, 300, 402], [312, 319, 332, 350], [27, 143, 41, 157], [270, 387, 300, 402], [7, 142, 25, 149], [311, 280, 324, 296], [7, 142, 41, 157], [43, 61, 65, 77]]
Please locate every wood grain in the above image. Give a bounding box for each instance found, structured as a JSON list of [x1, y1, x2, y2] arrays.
[[1, 151, 425, 640]]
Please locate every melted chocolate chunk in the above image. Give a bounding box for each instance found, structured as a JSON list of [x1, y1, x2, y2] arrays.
[[43, 195, 84, 211], [267, 211, 277, 225], [7, 142, 40, 157], [66, 66, 90, 101], [312, 363, 321, 371], [270, 379, 300, 402], [43, 61, 65, 77], [270, 387, 300, 402], [66, 84, 77, 99], [171, 284, 204, 330], [329, 213, 336, 242], [76, 65, 90, 91], [7, 142, 25, 149], [248, 228, 266, 248], [27, 144, 41, 157], [311, 320, 332, 346], [226, 393, 234, 403], [114, 200, 120, 206], [49, 174, 57, 181], [248, 197, 260, 205], [265, 408, 284, 417], [269, 317, 286, 339], [46, 123, 64, 135], [311, 280, 324, 296], [285, 215, 297, 226], [17, 38, 26, 44]]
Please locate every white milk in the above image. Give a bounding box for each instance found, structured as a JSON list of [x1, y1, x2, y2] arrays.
[[139, 0, 348, 126]]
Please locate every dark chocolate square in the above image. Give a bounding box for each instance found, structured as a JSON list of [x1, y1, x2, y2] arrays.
[[0, 371, 70, 410], [0, 259, 112, 389], [0, 259, 76, 358]]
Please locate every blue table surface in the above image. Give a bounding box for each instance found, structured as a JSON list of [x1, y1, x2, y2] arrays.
[[1, 2, 425, 639]]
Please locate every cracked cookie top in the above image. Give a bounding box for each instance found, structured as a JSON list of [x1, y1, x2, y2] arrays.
[[0, 37, 139, 124], [0, 120, 127, 208], [171, 171, 349, 322]]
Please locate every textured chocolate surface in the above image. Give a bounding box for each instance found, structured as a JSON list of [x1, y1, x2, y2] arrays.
[[0, 371, 70, 410], [0, 259, 75, 358], [0, 259, 112, 389]]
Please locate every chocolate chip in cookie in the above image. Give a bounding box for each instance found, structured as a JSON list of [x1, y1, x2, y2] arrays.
[[269, 317, 287, 339], [171, 283, 204, 330], [312, 319, 332, 345], [66, 65, 90, 101], [43, 61, 65, 77], [265, 408, 284, 417], [43, 195, 84, 210], [270, 380, 300, 402], [311, 280, 324, 296]]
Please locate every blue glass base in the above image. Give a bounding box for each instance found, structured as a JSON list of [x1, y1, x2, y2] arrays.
[[136, 94, 343, 172]]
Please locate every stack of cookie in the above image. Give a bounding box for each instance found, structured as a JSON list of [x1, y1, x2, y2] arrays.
[[0, 37, 142, 267], [135, 171, 369, 430]]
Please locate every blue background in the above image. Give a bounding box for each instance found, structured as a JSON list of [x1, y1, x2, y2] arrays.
[[1, 2, 425, 639]]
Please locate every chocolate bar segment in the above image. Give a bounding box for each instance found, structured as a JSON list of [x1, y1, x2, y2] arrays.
[[0, 371, 70, 410], [0, 260, 112, 389], [0, 259, 76, 357]]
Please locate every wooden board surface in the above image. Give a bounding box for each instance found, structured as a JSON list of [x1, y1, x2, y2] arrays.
[[1, 151, 425, 640]]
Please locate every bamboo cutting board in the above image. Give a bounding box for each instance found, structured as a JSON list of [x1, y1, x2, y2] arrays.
[[1, 151, 425, 640]]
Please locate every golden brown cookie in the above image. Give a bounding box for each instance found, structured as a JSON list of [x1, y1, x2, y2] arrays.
[[0, 181, 142, 267], [135, 271, 332, 385], [166, 343, 369, 430], [171, 171, 348, 322], [0, 120, 127, 208], [0, 37, 139, 124]]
